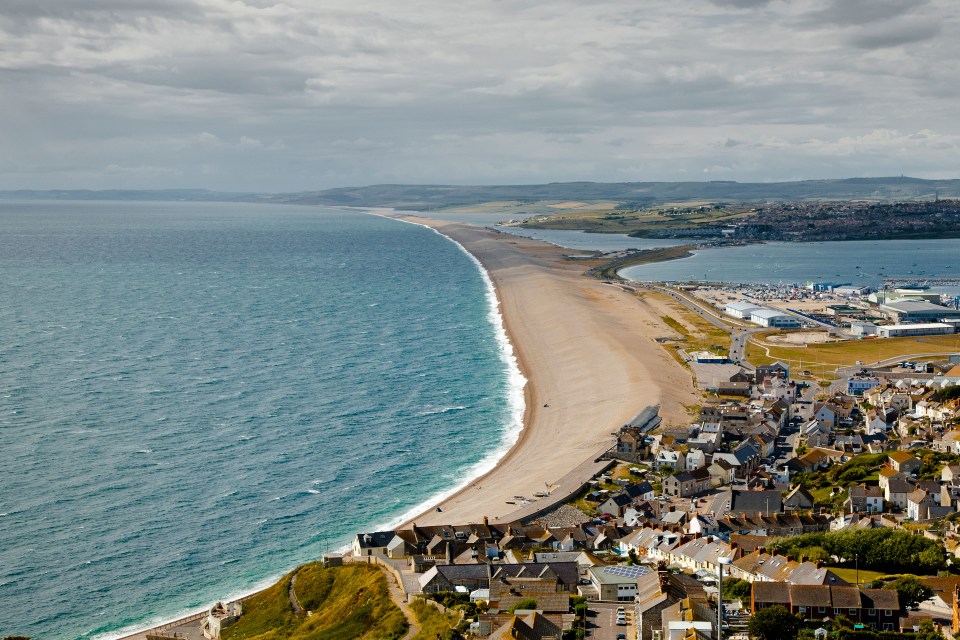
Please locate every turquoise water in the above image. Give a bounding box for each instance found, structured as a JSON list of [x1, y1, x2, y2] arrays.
[[0, 201, 522, 639]]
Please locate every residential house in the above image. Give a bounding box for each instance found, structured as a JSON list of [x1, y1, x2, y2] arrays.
[[718, 513, 831, 537], [907, 489, 949, 521], [784, 486, 815, 511], [685, 449, 706, 471], [752, 583, 901, 630], [878, 467, 906, 492], [943, 464, 960, 483], [803, 420, 833, 449], [846, 485, 884, 514], [597, 482, 656, 517], [886, 479, 915, 510], [714, 488, 783, 518], [585, 564, 647, 602], [353, 531, 396, 557], [663, 467, 712, 498], [708, 458, 735, 487], [686, 514, 719, 536], [655, 449, 682, 471], [667, 537, 737, 577], [492, 612, 562, 640], [888, 451, 921, 475], [419, 562, 579, 595], [757, 361, 790, 381]]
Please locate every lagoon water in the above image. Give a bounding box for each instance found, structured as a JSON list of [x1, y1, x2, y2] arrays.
[[0, 201, 522, 639], [619, 238, 960, 292]]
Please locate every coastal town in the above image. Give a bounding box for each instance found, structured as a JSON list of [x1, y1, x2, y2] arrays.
[[181, 263, 960, 640]]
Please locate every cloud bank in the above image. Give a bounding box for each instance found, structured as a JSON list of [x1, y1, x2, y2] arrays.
[[1, 0, 957, 190]]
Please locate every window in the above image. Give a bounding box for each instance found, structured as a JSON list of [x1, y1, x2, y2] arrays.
[[867, 609, 875, 616], [885, 610, 893, 617], [818, 607, 826, 613], [849, 608, 856, 616], [799, 606, 807, 613], [834, 608, 841, 615]]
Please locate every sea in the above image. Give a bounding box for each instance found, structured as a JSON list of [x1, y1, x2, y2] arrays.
[[0, 200, 524, 639]]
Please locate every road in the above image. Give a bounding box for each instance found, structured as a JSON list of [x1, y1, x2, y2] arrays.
[[588, 602, 633, 640]]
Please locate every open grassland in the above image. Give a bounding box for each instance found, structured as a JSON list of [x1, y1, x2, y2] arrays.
[[222, 563, 407, 640], [515, 205, 757, 236], [746, 332, 960, 369], [645, 291, 731, 353]]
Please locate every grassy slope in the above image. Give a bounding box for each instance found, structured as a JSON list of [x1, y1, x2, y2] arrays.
[[222, 563, 407, 640], [409, 599, 460, 640]]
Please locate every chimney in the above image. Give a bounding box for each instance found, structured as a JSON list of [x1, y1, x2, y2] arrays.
[[483, 516, 489, 527]]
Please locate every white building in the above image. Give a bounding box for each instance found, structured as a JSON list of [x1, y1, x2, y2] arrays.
[[725, 300, 762, 319], [876, 323, 954, 338], [749, 308, 801, 328], [849, 321, 878, 337], [880, 300, 960, 323]]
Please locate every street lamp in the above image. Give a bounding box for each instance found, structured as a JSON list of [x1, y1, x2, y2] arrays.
[[718, 556, 733, 640]]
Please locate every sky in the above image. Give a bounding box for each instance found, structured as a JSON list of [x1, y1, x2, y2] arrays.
[[1, 0, 958, 192]]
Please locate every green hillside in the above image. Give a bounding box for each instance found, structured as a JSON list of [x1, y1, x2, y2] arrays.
[[222, 563, 407, 640]]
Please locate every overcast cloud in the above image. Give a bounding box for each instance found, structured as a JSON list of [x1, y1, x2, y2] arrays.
[[1, 0, 957, 191]]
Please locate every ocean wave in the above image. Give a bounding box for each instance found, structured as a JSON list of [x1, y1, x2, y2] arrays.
[[367, 212, 527, 532], [416, 405, 467, 417]]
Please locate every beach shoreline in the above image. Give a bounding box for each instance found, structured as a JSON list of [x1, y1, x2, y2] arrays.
[[388, 214, 698, 527], [111, 212, 699, 640]]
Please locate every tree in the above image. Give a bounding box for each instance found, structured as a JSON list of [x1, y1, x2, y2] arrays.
[[916, 619, 944, 640], [748, 605, 801, 640], [722, 578, 753, 602], [508, 597, 538, 613], [883, 576, 933, 609]]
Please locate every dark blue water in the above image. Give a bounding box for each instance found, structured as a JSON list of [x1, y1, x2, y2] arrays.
[[0, 201, 522, 639]]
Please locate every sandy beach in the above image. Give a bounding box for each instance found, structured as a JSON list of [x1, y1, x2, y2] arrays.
[[396, 216, 698, 526], [116, 214, 697, 640]]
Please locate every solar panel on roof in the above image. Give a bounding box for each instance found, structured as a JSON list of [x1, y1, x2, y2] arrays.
[[602, 565, 651, 578]]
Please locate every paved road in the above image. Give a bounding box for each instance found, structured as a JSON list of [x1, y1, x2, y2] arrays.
[[588, 601, 633, 640]]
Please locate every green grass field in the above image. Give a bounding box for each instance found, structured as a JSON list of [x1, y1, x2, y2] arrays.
[[825, 566, 891, 586], [746, 332, 960, 369]]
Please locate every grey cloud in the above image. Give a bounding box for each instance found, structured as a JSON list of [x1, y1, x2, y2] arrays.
[[847, 19, 941, 49], [708, 0, 775, 8], [798, 0, 928, 27]]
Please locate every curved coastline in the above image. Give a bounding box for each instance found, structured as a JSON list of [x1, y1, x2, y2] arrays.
[[112, 210, 700, 639]]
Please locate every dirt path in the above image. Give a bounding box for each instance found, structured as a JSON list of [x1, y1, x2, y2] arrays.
[[382, 568, 420, 640], [288, 569, 303, 615]]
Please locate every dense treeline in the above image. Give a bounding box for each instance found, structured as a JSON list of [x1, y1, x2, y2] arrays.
[[769, 528, 945, 574]]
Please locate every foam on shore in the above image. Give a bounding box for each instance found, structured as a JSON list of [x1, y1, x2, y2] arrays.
[[370, 211, 528, 531]]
